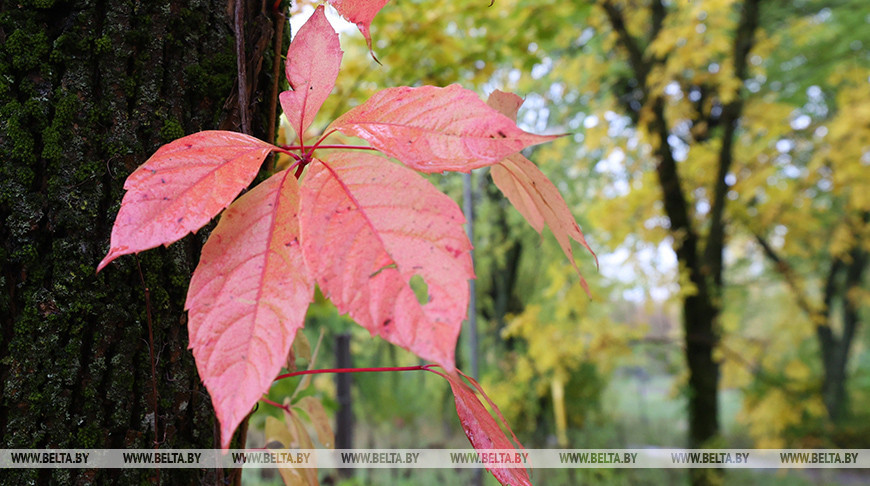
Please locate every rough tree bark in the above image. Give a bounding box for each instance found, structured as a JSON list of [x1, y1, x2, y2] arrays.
[[0, 1, 284, 483]]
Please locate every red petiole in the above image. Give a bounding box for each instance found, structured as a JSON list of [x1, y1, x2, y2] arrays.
[[261, 396, 290, 412], [280, 128, 377, 162], [273, 364, 435, 382], [281, 144, 378, 152], [284, 129, 380, 179]]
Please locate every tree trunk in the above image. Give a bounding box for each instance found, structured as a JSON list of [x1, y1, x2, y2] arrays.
[[819, 243, 867, 423], [0, 1, 283, 483], [684, 301, 721, 449], [599, 3, 760, 485], [754, 219, 867, 426]]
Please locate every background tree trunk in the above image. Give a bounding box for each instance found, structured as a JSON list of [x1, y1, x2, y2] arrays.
[[755, 214, 868, 426], [819, 242, 867, 423], [599, 1, 760, 484], [0, 1, 283, 483]]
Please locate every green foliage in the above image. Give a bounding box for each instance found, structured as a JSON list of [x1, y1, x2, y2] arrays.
[[1, 1, 265, 483], [160, 117, 185, 142]]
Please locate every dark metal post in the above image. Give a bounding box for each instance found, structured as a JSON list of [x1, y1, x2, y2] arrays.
[[335, 333, 353, 478]]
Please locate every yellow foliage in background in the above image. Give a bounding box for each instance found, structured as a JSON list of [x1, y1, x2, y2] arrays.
[[738, 389, 826, 449]]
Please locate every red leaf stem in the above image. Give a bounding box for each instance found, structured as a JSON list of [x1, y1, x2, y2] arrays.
[[280, 144, 379, 152], [261, 396, 291, 412], [274, 365, 430, 382]]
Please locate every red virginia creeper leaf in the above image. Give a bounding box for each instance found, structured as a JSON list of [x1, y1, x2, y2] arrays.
[[185, 169, 313, 449], [328, 84, 559, 173], [487, 90, 595, 292], [427, 366, 532, 486], [326, 0, 390, 56], [299, 152, 473, 370], [97, 131, 276, 271], [279, 5, 343, 141], [456, 368, 525, 452]]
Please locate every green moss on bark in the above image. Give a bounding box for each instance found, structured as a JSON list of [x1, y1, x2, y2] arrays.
[[1, 1, 286, 483]]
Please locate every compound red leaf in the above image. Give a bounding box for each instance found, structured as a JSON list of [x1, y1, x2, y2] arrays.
[[427, 367, 531, 486], [299, 152, 472, 370], [326, 0, 390, 56], [97, 131, 275, 271], [279, 5, 343, 140], [487, 90, 595, 291], [328, 84, 558, 173], [185, 169, 313, 449]]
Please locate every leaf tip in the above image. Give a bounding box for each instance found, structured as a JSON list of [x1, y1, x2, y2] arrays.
[[220, 423, 235, 450], [360, 25, 382, 65], [96, 248, 125, 273], [95, 259, 110, 274], [578, 272, 593, 298]]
